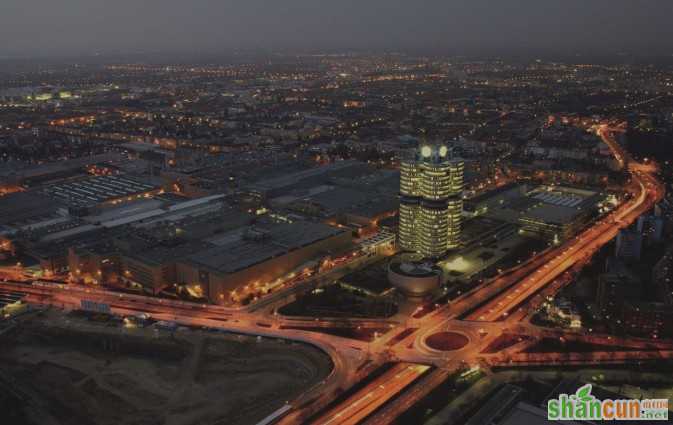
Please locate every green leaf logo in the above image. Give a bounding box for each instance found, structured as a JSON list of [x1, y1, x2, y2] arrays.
[[576, 384, 593, 402]]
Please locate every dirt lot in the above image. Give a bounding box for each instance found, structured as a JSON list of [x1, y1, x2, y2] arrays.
[[0, 309, 332, 425]]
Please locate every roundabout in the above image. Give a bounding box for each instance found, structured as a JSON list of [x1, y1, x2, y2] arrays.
[[425, 331, 470, 351]]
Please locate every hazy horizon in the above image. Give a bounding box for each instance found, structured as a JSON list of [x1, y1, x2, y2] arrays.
[[2, 0, 673, 58]]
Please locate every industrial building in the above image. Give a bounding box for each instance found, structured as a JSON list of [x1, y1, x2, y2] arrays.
[[39, 174, 163, 215], [179, 221, 352, 304], [463, 183, 526, 217], [482, 185, 604, 243], [10, 194, 234, 278], [0, 191, 67, 236], [121, 238, 215, 295], [398, 144, 464, 258], [246, 160, 360, 199], [266, 165, 400, 236], [0, 152, 126, 188], [518, 186, 602, 242], [62, 209, 352, 303]]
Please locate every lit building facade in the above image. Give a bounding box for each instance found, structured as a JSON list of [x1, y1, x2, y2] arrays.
[[399, 145, 464, 258]]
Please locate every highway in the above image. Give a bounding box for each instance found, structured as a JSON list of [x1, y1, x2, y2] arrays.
[[361, 367, 453, 425], [310, 363, 430, 425]]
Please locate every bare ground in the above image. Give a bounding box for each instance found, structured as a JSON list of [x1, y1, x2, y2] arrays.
[[0, 309, 332, 425]]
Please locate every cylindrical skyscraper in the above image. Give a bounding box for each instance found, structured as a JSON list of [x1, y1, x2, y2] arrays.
[[398, 144, 463, 259], [398, 159, 421, 253]]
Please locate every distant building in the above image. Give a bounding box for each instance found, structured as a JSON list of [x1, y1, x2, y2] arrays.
[[596, 258, 672, 338], [637, 214, 664, 243], [615, 229, 643, 261], [653, 243, 673, 305], [622, 301, 673, 339], [654, 199, 673, 234], [399, 144, 464, 258], [596, 259, 641, 314]]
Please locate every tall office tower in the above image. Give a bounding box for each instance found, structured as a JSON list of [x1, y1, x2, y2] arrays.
[[398, 144, 464, 258]]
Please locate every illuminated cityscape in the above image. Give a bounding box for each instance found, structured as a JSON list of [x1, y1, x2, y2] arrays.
[[1, 2, 673, 425]]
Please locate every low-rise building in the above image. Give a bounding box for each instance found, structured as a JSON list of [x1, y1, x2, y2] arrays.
[[177, 221, 352, 304]]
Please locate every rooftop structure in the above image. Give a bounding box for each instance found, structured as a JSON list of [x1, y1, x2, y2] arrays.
[[181, 220, 352, 304], [40, 174, 162, 211], [187, 221, 348, 274], [0, 191, 65, 230], [247, 160, 359, 198], [484, 185, 604, 242]]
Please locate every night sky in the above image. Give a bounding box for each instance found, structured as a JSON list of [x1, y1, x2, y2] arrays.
[[2, 0, 673, 56]]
